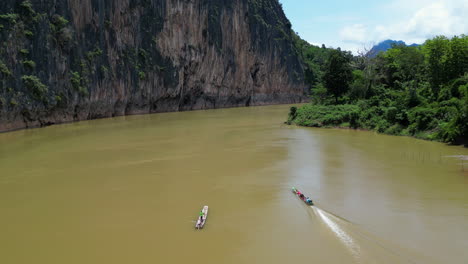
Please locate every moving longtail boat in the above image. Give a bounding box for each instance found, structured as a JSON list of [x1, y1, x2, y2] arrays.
[[292, 187, 314, 205], [195, 206, 209, 229]]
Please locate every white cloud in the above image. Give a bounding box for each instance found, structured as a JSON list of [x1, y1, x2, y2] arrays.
[[338, 0, 468, 53], [339, 24, 368, 43], [380, 1, 468, 42], [416, 2, 465, 34]]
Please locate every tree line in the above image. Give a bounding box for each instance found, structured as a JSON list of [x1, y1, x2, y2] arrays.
[[289, 34, 468, 145]]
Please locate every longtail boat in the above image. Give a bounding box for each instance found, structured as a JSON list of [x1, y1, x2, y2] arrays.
[[195, 206, 209, 229], [292, 187, 314, 205]]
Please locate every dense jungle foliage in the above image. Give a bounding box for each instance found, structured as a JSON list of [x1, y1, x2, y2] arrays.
[[289, 35, 468, 145]]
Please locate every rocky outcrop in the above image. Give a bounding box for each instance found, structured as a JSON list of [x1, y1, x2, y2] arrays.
[[0, 0, 306, 132]]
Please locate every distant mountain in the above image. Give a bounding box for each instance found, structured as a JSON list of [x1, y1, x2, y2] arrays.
[[367, 40, 419, 57]]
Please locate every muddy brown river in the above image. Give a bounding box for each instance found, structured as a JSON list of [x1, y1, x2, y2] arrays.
[[1, 105, 467, 264]]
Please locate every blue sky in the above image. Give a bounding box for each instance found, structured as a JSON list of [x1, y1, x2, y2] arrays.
[[280, 0, 468, 53]]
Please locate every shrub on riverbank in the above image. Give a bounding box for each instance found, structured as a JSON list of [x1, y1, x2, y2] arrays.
[[289, 104, 359, 128], [289, 93, 467, 144]]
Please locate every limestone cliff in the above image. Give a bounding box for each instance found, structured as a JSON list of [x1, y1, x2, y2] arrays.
[[0, 0, 305, 131]]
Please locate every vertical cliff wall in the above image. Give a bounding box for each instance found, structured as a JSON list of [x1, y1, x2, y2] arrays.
[[0, 0, 305, 131]]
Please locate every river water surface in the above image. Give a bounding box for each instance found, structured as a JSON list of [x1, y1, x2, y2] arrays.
[[1, 105, 467, 264]]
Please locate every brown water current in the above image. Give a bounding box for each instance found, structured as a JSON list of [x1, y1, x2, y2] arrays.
[[1, 105, 467, 264]]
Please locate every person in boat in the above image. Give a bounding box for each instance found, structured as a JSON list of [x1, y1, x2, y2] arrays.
[[299, 193, 305, 200], [199, 211, 204, 223]]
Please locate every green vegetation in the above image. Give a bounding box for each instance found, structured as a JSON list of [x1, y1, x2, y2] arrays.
[[0, 13, 19, 25], [50, 14, 68, 30], [323, 49, 352, 102], [86, 48, 103, 61], [287, 104, 359, 128], [23, 29, 33, 37], [21, 60, 36, 70], [70, 71, 88, 96], [78, 85, 88, 96], [104, 19, 112, 28], [245, 0, 298, 56], [50, 14, 71, 48], [138, 71, 146, 80], [10, 98, 18, 106], [19, 49, 29, 55], [21, 75, 48, 101], [292, 34, 332, 90], [0, 2, 39, 37], [0, 60, 12, 76], [19, 0, 37, 20], [100, 66, 109, 75], [290, 35, 468, 145], [70, 71, 82, 89]]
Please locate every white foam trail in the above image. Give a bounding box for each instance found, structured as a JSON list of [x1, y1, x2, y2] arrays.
[[314, 207, 362, 262], [313, 207, 419, 264]]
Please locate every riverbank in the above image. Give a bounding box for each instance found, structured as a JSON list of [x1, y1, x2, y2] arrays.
[[0, 96, 307, 134], [286, 104, 468, 147]]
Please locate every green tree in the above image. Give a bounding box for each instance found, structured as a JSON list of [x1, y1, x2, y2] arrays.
[[423, 36, 450, 94], [292, 32, 331, 88], [446, 35, 468, 81], [375, 44, 425, 89], [323, 49, 352, 103], [349, 70, 367, 99]]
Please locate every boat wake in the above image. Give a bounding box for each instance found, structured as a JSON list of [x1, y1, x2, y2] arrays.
[[311, 206, 418, 264], [312, 206, 362, 261]]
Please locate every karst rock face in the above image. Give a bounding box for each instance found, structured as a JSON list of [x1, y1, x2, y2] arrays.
[[0, 0, 306, 131]]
